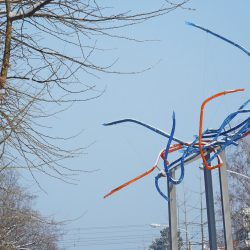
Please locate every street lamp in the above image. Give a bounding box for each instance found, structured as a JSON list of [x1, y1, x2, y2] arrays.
[[150, 223, 166, 228], [199, 166, 250, 180]]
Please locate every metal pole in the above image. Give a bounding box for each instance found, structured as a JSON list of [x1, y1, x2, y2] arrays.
[[219, 152, 234, 250], [200, 170, 205, 250], [168, 172, 178, 250], [183, 186, 189, 250], [203, 153, 217, 250]]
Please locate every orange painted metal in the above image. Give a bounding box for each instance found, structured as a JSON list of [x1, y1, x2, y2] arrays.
[[198, 89, 245, 170], [103, 165, 158, 199], [104, 88, 246, 198]]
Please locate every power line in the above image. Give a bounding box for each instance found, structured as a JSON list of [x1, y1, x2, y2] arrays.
[[61, 239, 155, 248], [60, 224, 161, 249], [65, 224, 150, 231], [64, 228, 157, 236], [60, 233, 159, 243]]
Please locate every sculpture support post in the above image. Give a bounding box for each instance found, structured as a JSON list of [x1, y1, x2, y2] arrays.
[[219, 152, 233, 250], [168, 172, 178, 250], [204, 153, 218, 249]]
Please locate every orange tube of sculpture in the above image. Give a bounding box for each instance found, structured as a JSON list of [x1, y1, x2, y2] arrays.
[[199, 88, 245, 170], [104, 165, 158, 199], [104, 143, 182, 199]]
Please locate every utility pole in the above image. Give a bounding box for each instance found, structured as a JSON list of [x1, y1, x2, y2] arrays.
[[188, 240, 192, 250], [183, 184, 189, 250]]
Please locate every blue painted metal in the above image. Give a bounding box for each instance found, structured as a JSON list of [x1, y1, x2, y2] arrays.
[[104, 100, 249, 201], [186, 22, 250, 57]]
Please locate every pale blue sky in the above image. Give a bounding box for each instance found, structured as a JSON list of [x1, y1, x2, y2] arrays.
[[21, 1, 250, 249]]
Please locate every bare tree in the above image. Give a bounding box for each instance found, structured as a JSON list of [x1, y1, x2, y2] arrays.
[[0, 170, 60, 249], [227, 139, 250, 231], [216, 139, 250, 248], [0, 0, 190, 181]]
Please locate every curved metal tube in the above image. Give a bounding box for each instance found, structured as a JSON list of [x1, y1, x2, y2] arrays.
[[186, 22, 250, 57], [103, 119, 187, 145]]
